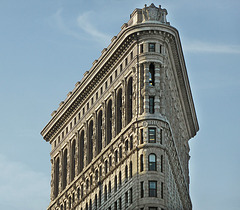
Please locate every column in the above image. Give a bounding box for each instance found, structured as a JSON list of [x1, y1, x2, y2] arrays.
[[160, 65, 166, 115], [143, 62, 149, 114], [112, 91, 116, 138], [84, 122, 88, 168], [50, 158, 54, 201], [154, 62, 161, 113]]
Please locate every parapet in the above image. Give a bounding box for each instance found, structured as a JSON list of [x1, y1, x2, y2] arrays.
[[128, 3, 169, 27]]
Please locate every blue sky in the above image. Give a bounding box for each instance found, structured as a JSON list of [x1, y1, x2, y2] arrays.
[[0, 0, 239, 209]]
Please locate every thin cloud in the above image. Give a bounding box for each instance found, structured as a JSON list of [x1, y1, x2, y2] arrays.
[[0, 154, 49, 210], [52, 8, 83, 40], [183, 40, 240, 54], [77, 11, 112, 44]]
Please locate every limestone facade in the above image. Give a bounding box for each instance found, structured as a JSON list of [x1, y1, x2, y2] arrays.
[[41, 4, 199, 210]]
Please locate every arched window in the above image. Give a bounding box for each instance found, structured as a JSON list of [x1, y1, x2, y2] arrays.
[[116, 88, 122, 135], [79, 130, 84, 173], [90, 199, 92, 210], [119, 171, 122, 186], [106, 100, 112, 144], [69, 196, 71, 209], [126, 77, 133, 124], [99, 190, 102, 206], [62, 149, 67, 189], [125, 165, 128, 180], [71, 140, 76, 181], [77, 187, 80, 199], [140, 154, 144, 172], [148, 153, 157, 171], [88, 120, 93, 164], [95, 194, 97, 209], [97, 110, 103, 154], [129, 161, 133, 178], [149, 63, 155, 86], [108, 181, 111, 195], [114, 175, 117, 192], [104, 184, 107, 201], [86, 202, 88, 210], [54, 157, 59, 198]]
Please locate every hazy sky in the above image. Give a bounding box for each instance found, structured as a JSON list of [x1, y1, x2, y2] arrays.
[[0, 0, 239, 209]]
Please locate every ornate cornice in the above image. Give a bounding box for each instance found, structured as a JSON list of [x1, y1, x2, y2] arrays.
[[41, 15, 198, 143]]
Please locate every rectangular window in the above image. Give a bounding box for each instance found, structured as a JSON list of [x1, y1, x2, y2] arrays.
[[115, 70, 117, 78], [120, 64, 122, 72], [119, 146, 122, 159], [130, 51, 133, 60], [105, 81, 108, 89], [91, 97, 94, 105], [96, 92, 98, 100], [140, 154, 144, 172], [105, 160, 108, 174], [160, 129, 163, 144], [149, 96, 155, 114], [140, 44, 143, 53], [119, 171, 122, 186], [70, 122, 72, 129], [130, 136, 133, 150], [87, 102, 89, 110], [140, 129, 143, 144], [149, 181, 157, 197], [149, 43, 155, 52], [114, 201, 117, 210], [109, 156, 112, 167], [140, 182, 144, 198], [129, 188, 132, 204], [99, 190, 102, 206], [161, 182, 164, 199], [95, 170, 98, 181], [161, 155, 163, 173], [100, 87, 103, 95], [90, 175, 92, 185], [114, 175, 117, 192], [99, 165, 102, 177], [119, 197, 122, 210], [62, 131, 64, 139], [148, 128, 156, 143], [81, 184, 84, 198], [82, 107, 85, 115], [125, 58, 128, 66], [74, 117, 76, 125], [125, 140, 128, 151], [115, 150, 118, 163], [110, 76, 112, 84], [125, 191, 128, 205], [160, 45, 163, 54]]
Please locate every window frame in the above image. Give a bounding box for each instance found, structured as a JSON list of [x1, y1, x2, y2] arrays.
[[149, 181, 157, 197], [148, 153, 157, 171], [148, 128, 156, 143]]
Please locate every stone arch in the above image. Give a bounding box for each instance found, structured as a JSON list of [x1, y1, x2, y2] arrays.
[[79, 130, 84, 173], [54, 157, 60, 198], [88, 120, 94, 164], [126, 77, 133, 124], [106, 99, 112, 144], [116, 88, 123, 135], [97, 110, 103, 154], [62, 149, 68, 190], [71, 139, 76, 181]]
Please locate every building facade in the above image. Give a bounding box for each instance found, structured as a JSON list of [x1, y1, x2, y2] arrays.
[[41, 4, 199, 210]]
